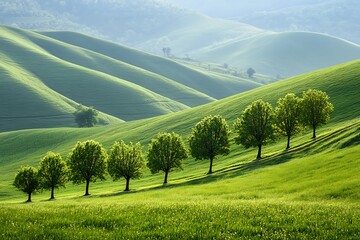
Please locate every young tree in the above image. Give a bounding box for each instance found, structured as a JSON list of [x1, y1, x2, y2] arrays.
[[67, 140, 108, 196], [234, 100, 276, 159], [189, 115, 231, 174], [275, 93, 302, 149], [147, 132, 188, 185], [108, 141, 145, 191], [38, 152, 68, 200], [73, 105, 98, 128], [13, 166, 39, 202], [301, 89, 334, 139]]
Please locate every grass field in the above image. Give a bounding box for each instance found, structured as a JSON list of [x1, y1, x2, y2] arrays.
[[1, 25, 260, 132], [193, 31, 360, 78], [0, 59, 359, 238]]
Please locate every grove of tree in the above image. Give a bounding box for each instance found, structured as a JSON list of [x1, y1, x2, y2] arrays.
[[73, 105, 98, 128]]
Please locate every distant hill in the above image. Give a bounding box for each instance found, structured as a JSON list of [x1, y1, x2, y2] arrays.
[[0, 25, 260, 132], [193, 32, 360, 77]]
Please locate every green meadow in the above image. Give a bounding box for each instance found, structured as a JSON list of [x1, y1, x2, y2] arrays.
[[0, 59, 359, 238]]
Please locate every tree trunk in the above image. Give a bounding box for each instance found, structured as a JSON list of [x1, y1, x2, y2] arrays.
[[286, 135, 291, 149], [125, 178, 130, 191], [50, 186, 55, 200], [208, 157, 214, 174], [85, 179, 90, 196], [257, 144, 262, 159], [27, 192, 32, 203], [312, 125, 316, 139], [163, 170, 169, 185]]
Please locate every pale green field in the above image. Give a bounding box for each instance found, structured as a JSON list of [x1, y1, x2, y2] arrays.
[[0, 55, 359, 239]]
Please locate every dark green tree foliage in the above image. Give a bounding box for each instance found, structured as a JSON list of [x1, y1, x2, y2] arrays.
[[67, 140, 108, 196], [189, 115, 231, 174], [247, 67, 256, 78], [275, 93, 302, 149], [301, 89, 334, 139], [74, 105, 98, 128], [234, 100, 275, 159], [13, 166, 39, 202], [108, 141, 145, 191], [38, 152, 68, 200], [147, 132, 188, 184]]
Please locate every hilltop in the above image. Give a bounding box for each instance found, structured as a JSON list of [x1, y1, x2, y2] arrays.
[[0, 25, 260, 132], [193, 32, 360, 77]]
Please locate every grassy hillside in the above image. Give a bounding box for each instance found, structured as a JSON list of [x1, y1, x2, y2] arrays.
[[0, 25, 260, 131], [194, 32, 360, 77], [0, 59, 359, 238]]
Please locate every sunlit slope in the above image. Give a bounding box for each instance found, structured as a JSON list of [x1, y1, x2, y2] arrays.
[[41, 31, 262, 99], [0, 58, 360, 184], [194, 32, 360, 77]]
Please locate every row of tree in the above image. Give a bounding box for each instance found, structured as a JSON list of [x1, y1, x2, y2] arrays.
[[14, 89, 333, 202]]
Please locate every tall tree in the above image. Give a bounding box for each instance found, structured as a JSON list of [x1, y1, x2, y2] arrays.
[[189, 115, 231, 174], [67, 140, 108, 196], [73, 105, 98, 128], [234, 100, 276, 159], [275, 93, 302, 149], [38, 152, 68, 200], [247, 67, 256, 78], [108, 141, 145, 191], [301, 89, 334, 139], [147, 132, 188, 185], [13, 166, 39, 203]]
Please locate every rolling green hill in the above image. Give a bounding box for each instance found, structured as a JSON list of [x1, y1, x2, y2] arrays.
[[193, 31, 360, 78], [0, 25, 260, 131], [0, 59, 359, 238]]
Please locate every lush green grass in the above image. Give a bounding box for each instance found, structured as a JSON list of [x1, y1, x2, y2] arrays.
[[1, 25, 260, 131], [194, 31, 360, 77], [1, 58, 360, 238]]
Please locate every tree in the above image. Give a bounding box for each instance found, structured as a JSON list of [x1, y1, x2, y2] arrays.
[[301, 89, 334, 139], [234, 100, 276, 159], [67, 140, 108, 196], [275, 93, 302, 149], [189, 115, 231, 174], [108, 141, 145, 191], [147, 132, 188, 184], [38, 152, 68, 200], [13, 166, 39, 202], [247, 67, 256, 78], [73, 105, 98, 128]]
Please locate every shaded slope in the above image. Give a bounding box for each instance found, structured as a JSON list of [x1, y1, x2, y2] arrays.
[[41, 31, 262, 99], [194, 32, 360, 77]]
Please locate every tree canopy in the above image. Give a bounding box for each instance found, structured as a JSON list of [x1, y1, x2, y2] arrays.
[[73, 105, 98, 128], [108, 141, 145, 191], [189, 115, 231, 174], [13, 166, 40, 202], [38, 151, 68, 200], [301, 89, 334, 139], [234, 99, 275, 159], [275, 93, 302, 149], [147, 132, 188, 184], [67, 140, 108, 196]]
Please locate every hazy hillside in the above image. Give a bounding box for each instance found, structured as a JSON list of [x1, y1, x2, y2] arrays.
[[0, 0, 263, 56], [170, 0, 360, 44], [193, 32, 360, 77], [0, 25, 260, 132]]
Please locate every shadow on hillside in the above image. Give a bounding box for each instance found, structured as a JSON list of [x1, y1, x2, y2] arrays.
[[97, 122, 360, 198]]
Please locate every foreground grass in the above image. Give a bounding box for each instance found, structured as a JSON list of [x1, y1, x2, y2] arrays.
[[1, 199, 358, 239]]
